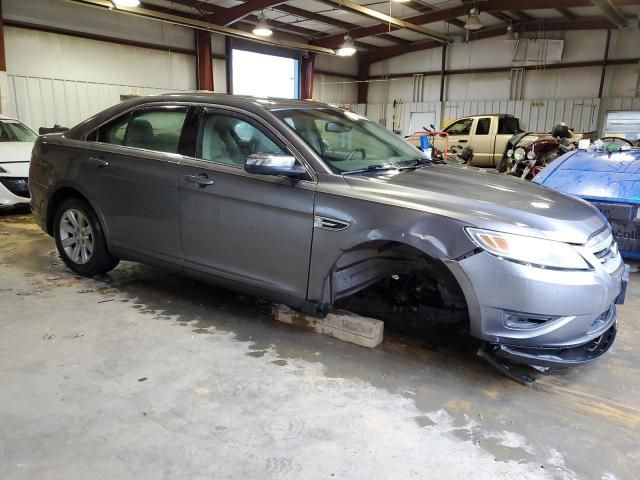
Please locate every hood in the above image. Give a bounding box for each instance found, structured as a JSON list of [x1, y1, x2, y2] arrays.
[[343, 163, 606, 245], [534, 149, 640, 204], [0, 142, 33, 177]]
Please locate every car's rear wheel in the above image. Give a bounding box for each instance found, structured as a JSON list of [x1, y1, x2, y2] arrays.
[[54, 197, 119, 276]]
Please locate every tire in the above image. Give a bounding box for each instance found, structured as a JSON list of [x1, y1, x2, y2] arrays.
[[53, 197, 119, 276]]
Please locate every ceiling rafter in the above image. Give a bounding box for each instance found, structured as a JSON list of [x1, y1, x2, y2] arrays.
[[214, 0, 288, 26], [316, 0, 448, 43], [556, 7, 578, 19], [365, 17, 615, 64], [590, 0, 628, 28], [312, 0, 640, 49]]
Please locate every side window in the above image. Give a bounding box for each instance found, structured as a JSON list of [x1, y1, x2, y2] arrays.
[[444, 118, 473, 135], [96, 114, 129, 145], [498, 117, 520, 135], [475, 118, 491, 135], [124, 109, 187, 154], [199, 113, 288, 167]]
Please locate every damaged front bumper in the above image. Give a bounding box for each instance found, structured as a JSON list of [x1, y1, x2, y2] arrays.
[[447, 248, 628, 368], [492, 319, 617, 368]]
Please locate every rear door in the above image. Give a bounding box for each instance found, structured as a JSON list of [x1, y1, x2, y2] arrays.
[[84, 105, 188, 263], [468, 117, 494, 167], [179, 106, 316, 300]]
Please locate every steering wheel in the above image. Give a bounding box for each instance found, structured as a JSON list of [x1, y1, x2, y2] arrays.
[[344, 148, 366, 162], [601, 136, 634, 146]]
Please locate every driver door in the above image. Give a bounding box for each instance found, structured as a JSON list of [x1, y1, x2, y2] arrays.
[[439, 117, 473, 159], [179, 107, 316, 300]]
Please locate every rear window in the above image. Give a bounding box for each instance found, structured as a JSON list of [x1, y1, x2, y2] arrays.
[[498, 117, 522, 135]]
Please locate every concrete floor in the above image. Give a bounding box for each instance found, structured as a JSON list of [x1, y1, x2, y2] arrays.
[[0, 213, 638, 480]]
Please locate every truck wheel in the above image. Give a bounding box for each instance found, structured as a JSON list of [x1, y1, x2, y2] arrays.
[[53, 197, 119, 276]]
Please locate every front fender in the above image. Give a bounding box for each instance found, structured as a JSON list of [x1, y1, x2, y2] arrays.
[[307, 192, 476, 302]]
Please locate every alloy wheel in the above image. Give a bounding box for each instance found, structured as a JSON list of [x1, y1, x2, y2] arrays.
[[59, 209, 94, 265]]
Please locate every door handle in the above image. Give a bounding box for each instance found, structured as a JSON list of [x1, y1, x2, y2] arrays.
[[458, 139, 468, 143], [185, 174, 214, 187], [89, 157, 109, 168]]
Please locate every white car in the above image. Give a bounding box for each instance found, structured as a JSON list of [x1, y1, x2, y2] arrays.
[[0, 114, 37, 209]]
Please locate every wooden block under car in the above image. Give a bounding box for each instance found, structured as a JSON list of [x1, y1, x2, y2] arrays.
[[272, 305, 384, 349]]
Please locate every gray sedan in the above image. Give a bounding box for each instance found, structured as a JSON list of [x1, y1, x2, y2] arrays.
[[29, 94, 627, 370]]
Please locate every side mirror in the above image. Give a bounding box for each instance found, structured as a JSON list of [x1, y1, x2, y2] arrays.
[[245, 153, 309, 179], [325, 122, 352, 133]]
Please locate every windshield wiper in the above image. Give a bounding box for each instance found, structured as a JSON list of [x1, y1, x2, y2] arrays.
[[342, 164, 398, 175], [398, 158, 441, 169]]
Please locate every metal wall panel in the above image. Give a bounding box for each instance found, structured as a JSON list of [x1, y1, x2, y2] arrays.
[[360, 97, 606, 136], [6, 74, 181, 130]]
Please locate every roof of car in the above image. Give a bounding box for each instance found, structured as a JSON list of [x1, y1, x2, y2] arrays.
[[63, 93, 340, 139], [158, 92, 332, 110]]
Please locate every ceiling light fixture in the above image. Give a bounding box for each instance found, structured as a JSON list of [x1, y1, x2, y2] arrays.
[[505, 25, 516, 40], [391, 0, 411, 3], [464, 8, 483, 31], [111, 0, 140, 6], [252, 12, 273, 37], [336, 35, 356, 57]]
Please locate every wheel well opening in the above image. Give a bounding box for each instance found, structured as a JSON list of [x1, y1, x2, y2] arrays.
[[329, 241, 469, 335], [46, 187, 87, 234]]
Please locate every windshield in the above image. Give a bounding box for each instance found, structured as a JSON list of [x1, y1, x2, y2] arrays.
[[274, 108, 423, 173], [0, 120, 37, 142]]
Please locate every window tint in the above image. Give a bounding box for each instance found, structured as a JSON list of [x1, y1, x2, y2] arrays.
[[124, 109, 187, 153], [444, 118, 473, 135], [475, 118, 491, 135], [199, 113, 287, 167], [498, 117, 521, 135], [97, 114, 129, 145]]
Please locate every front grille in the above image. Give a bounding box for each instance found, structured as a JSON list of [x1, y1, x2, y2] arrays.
[[0, 177, 30, 198], [587, 228, 617, 264]]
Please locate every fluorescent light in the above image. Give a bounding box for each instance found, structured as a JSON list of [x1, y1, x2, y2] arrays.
[[464, 8, 483, 31], [112, 0, 140, 6], [391, 0, 411, 2], [336, 35, 356, 57], [253, 13, 273, 37]]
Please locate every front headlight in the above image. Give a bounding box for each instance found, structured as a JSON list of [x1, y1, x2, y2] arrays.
[[526, 150, 536, 160], [506, 149, 514, 158], [513, 147, 525, 161], [466, 227, 590, 270]]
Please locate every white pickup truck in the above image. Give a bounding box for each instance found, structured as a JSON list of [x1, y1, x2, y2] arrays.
[[431, 114, 523, 167]]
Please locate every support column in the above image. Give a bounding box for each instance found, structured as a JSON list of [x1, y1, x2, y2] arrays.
[[195, 29, 213, 91], [357, 58, 369, 105], [0, 0, 8, 114], [439, 44, 447, 102], [598, 29, 611, 99], [300, 53, 315, 100]]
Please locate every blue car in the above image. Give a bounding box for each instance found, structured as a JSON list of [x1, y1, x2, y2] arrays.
[[534, 147, 640, 259]]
